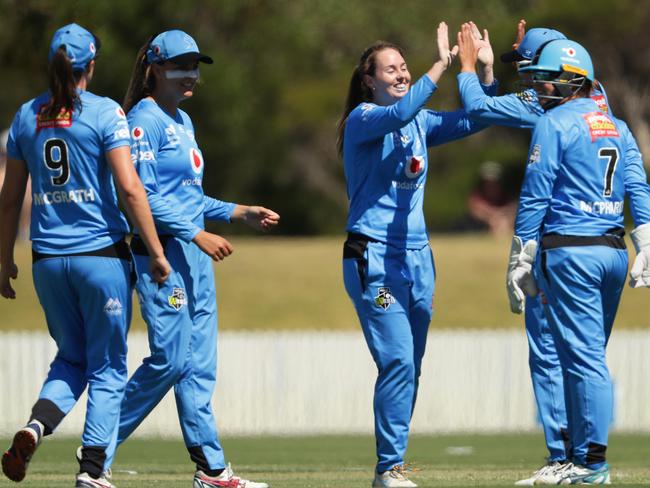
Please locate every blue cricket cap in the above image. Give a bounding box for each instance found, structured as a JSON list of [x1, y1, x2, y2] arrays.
[[500, 28, 566, 63], [48, 23, 98, 71], [146, 30, 213, 65]]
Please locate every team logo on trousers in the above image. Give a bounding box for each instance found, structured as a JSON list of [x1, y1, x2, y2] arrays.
[[375, 287, 396, 310], [103, 298, 123, 316], [404, 155, 425, 179], [168, 288, 188, 311]]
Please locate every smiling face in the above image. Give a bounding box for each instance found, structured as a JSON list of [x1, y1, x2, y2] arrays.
[[363, 48, 411, 106]]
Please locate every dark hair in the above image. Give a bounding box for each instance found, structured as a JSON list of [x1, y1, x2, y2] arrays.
[[43, 46, 83, 119], [123, 35, 157, 113], [579, 79, 594, 98], [336, 41, 404, 156]]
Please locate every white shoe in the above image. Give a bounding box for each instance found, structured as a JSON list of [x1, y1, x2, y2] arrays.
[[372, 465, 417, 488], [75, 471, 116, 488], [515, 461, 573, 486], [193, 463, 268, 488], [558, 463, 611, 485]]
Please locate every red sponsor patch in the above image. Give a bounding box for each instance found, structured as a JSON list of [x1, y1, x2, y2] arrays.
[[116, 107, 126, 118], [404, 155, 425, 179], [582, 111, 619, 142], [36, 105, 72, 130], [132, 126, 144, 140], [591, 94, 608, 114], [190, 148, 203, 174]]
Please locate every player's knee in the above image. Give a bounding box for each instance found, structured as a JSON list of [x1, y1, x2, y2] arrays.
[[378, 355, 415, 380]]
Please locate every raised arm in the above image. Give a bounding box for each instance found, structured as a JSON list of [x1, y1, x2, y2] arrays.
[[346, 22, 458, 145]]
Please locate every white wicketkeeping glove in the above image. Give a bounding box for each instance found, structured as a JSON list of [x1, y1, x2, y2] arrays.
[[629, 223, 650, 288], [506, 236, 539, 314]]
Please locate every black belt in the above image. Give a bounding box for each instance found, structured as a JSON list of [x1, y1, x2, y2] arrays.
[[344, 232, 379, 259], [541, 228, 626, 250], [32, 239, 132, 263], [130, 235, 171, 256]]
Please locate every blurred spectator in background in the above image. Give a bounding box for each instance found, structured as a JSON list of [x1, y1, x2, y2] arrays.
[[467, 161, 516, 235], [0, 129, 31, 240]]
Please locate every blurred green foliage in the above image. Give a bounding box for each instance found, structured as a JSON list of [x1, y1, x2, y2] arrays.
[[1, 0, 647, 234]]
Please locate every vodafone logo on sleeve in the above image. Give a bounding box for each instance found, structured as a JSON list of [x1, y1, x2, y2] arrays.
[[190, 148, 204, 174], [132, 126, 144, 140]]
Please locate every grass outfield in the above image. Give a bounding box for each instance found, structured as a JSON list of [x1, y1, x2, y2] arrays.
[[2, 235, 650, 331], [1, 434, 650, 487]]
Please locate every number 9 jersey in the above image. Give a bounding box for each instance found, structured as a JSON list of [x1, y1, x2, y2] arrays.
[[6, 91, 131, 254], [516, 97, 650, 242]]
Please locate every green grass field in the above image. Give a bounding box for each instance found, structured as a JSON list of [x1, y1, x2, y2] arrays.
[[1, 434, 650, 487], [3, 235, 650, 332]]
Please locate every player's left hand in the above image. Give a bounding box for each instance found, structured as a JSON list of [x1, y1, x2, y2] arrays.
[[0, 262, 18, 299], [457, 23, 478, 72], [437, 21, 459, 69], [243, 206, 280, 232], [468, 21, 493, 67]]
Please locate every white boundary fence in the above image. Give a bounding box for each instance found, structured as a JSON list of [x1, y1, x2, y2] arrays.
[[1, 330, 649, 437]]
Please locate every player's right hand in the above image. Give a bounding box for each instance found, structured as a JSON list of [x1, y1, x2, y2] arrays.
[[0, 262, 18, 299], [192, 230, 234, 262], [149, 255, 171, 284]]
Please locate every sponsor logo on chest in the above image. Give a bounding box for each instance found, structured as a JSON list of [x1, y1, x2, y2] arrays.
[[405, 155, 425, 179], [190, 147, 204, 175]]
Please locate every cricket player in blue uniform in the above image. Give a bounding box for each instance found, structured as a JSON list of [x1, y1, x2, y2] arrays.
[[338, 23, 495, 488], [508, 39, 650, 485], [457, 22, 624, 485], [0, 24, 169, 488], [102, 30, 278, 488]]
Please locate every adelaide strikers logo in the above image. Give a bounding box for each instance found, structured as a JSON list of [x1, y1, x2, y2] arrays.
[[190, 148, 204, 174], [374, 287, 396, 311], [404, 155, 425, 179], [168, 288, 187, 311], [132, 126, 144, 140]]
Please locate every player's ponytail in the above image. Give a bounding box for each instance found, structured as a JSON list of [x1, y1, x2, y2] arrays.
[[44, 46, 81, 119], [336, 41, 403, 156], [123, 36, 157, 113]]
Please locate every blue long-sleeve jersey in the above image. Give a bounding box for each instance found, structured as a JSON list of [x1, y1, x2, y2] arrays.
[[343, 75, 495, 248], [7, 91, 131, 253], [515, 97, 650, 242], [457, 71, 612, 129], [128, 99, 236, 241]]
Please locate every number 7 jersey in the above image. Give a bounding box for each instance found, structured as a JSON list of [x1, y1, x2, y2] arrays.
[[515, 97, 650, 242], [6, 91, 131, 253]]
